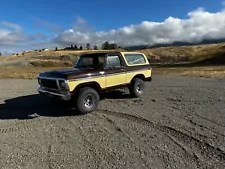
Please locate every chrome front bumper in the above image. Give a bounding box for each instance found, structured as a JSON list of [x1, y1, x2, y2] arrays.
[[38, 87, 71, 101]]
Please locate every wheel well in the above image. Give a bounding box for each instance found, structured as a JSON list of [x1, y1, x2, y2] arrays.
[[72, 82, 101, 96], [131, 74, 146, 82]]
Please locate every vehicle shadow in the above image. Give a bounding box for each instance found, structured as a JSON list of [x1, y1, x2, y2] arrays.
[[0, 90, 133, 120], [0, 94, 76, 120]]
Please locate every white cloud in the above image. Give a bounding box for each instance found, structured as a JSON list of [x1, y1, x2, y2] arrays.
[[75, 16, 87, 24], [0, 21, 21, 31], [0, 21, 26, 46], [0, 30, 25, 45], [0, 30, 10, 38], [3, 5, 225, 54], [0, 21, 48, 53], [54, 7, 225, 47]]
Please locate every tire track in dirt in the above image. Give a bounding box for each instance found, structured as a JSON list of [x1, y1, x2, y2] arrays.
[[42, 120, 84, 169], [182, 117, 225, 138], [150, 100, 225, 141], [44, 127, 63, 169], [41, 118, 83, 169], [158, 101, 225, 133], [64, 117, 105, 168], [0, 117, 57, 135], [98, 109, 225, 167], [155, 84, 225, 129], [98, 107, 205, 168], [158, 100, 225, 128], [100, 101, 204, 168], [164, 133, 203, 168], [95, 113, 152, 168]]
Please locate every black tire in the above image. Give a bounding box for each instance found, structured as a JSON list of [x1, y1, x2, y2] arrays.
[[74, 87, 99, 114], [129, 78, 145, 97]]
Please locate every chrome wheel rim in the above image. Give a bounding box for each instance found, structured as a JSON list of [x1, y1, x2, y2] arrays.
[[136, 83, 142, 93], [83, 95, 94, 109]]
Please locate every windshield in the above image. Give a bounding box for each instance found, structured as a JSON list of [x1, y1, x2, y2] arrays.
[[75, 54, 106, 69]]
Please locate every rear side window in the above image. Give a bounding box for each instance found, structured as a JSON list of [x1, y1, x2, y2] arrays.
[[106, 55, 122, 68], [124, 54, 146, 65]]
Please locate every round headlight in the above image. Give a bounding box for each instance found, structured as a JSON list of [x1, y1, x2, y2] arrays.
[[59, 80, 69, 89], [60, 81, 66, 88]]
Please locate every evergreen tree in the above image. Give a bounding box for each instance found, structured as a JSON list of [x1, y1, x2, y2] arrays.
[[102, 41, 110, 50], [86, 43, 91, 50], [93, 45, 98, 50]]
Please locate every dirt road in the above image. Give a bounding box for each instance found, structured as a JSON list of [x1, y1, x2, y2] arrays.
[[0, 76, 225, 169]]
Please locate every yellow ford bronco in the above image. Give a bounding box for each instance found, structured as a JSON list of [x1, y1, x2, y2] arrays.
[[37, 52, 152, 114]]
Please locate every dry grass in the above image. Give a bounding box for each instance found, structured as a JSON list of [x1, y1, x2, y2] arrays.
[[0, 66, 224, 79], [1, 49, 125, 60], [152, 66, 225, 78], [0, 54, 25, 61], [1, 43, 225, 79], [29, 59, 74, 67], [140, 43, 225, 63], [0, 66, 68, 79], [1, 43, 225, 64]]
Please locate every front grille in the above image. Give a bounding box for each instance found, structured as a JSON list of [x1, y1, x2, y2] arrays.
[[40, 78, 58, 89]]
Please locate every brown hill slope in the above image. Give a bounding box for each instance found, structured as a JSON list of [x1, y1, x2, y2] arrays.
[[1, 43, 225, 66], [140, 43, 225, 64], [0, 43, 225, 79]]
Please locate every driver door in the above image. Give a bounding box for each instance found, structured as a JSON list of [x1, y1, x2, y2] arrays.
[[105, 55, 127, 88]]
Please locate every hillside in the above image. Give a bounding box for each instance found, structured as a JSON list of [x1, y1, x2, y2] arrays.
[[0, 43, 225, 79], [1, 42, 225, 66], [140, 43, 225, 64]]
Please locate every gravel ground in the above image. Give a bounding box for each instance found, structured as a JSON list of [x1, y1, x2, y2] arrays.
[[0, 76, 225, 169]]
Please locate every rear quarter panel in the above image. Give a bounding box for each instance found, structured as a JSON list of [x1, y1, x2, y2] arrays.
[[120, 52, 152, 83]]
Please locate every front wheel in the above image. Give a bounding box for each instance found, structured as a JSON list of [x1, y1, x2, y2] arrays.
[[129, 78, 145, 98], [74, 87, 100, 114]]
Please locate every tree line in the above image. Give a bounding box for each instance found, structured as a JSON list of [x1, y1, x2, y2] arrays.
[[57, 41, 121, 51]]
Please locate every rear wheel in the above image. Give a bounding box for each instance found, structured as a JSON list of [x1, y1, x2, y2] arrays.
[[129, 78, 145, 97], [74, 87, 99, 114]]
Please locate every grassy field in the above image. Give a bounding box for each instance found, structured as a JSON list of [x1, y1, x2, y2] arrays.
[[0, 65, 224, 79], [0, 49, 125, 61], [0, 67, 61, 79], [2, 42, 225, 63], [0, 43, 225, 79]]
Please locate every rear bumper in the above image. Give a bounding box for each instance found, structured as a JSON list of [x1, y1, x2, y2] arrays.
[[38, 87, 71, 101]]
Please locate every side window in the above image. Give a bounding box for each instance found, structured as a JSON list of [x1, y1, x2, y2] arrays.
[[124, 54, 146, 65], [80, 57, 93, 67], [106, 55, 122, 68]]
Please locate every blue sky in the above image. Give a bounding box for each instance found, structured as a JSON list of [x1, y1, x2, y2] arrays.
[[1, 0, 222, 31], [1, 0, 225, 53]]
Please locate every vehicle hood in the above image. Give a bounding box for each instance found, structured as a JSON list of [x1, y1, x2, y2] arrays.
[[39, 68, 86, 79]]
